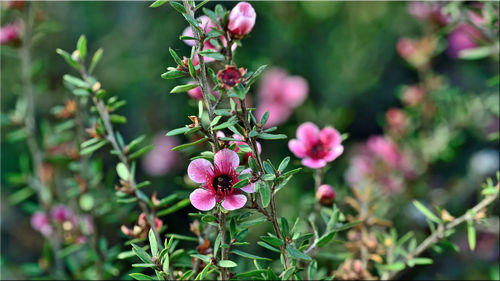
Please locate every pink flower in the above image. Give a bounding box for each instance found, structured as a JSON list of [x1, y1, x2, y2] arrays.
[[288, 122, 344, 169], [447, 23, 484, 58], [143, 134, 180, 176], [50, 204, 74, 223], [228, 2, 256, 38], [316, 184, 335, 205], [256, 68, 308, 127], [366, 136, 400, 168], [188, 149, 255, 211], [402, 85, 425, 107], [0, 22, 21, 45], [187, 84, 219, 100], [396, 38, 417, 59], [31, 211, 53, 237], [386, 108, 407, 133], [407, 2, 449, 26]]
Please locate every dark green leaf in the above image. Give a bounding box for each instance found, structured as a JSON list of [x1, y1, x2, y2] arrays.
[[171, 137, 208, 151], [171, 84, 198, 94]]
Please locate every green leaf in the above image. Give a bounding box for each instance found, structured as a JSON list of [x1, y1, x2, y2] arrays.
[[191, 254, 211, 263], [131, 243, 152, 263], [183, 13, 202, 33], [378, 262, 405, 271], [209, 115, 222, 128], [233, 179, 249, 189], [410, 257, 433, 265], [89, 48, 103, 73], [8, 187, 35, 205], [213, 233, 221, 257], [80, 139, 107, 155], [231, 249, 272, 261], [171, 84, 198, 94], [150, 0, 168, 8], [162, 69, 187, 79], [169, 1, 186, 13], [278, 156, 290, 173], [260, 111, 270, 126], [317, 231, 336, 247], [110, 114, 127, 124], [259, 184, 270, 208], [334, 220, 362, 232], [63, 74, 87, 88], [245, 65, 267, 90], [234, 269, 268, 278], [129, 144, 154, 160], [467, 217, 476, 251], [171, 137, 208, 151], [76, 35, 87, 60], [198, 49, 225, 61], [169, 48, 183, 66], [56, 48, 80, 70], [286, 245, 311, 261], [188, 58, 196, 78], [157, 199, 190, 216], [149, 229, 158, 257], [260, 236, 283, 247], [413, 201, 441, 224], [218, 260, 237, 268], [459, 46, 491, 60], [194, 0, 209, 10], [166, 127, 189, 136], [201, 214, 217, 223], [258, 133, 287, 140], [257, 241, 281, 253], [129, 273, 156, 280]]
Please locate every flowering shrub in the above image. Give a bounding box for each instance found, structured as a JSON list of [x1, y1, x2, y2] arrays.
[[1, 1, 499, 280]]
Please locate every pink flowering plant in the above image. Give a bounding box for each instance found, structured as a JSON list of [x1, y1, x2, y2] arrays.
[[2, 1, 499, 280]]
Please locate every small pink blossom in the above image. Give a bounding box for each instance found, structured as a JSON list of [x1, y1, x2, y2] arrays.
[[402, 85, 425, 107], [31, 211, 53, 237], [188, 149, 255, 211], [256, 68, 308, 127], [50, 204, 75, 223], [316, 184, 335, 205], [386, 108, 407, 133], [288, 122, 344, 169], [396, 38, 417, 59], [143, 134, 180, 176], [228, 2, 256, 38], [0, 22, 21, 45], [447, 23, 484, 58]]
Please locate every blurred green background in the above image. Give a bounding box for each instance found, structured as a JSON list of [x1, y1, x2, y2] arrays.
[[1, 1, 499, 280]]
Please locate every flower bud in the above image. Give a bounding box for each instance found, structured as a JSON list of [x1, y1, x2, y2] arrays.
[[228, 2, 256, 38], [0, 22, 21, 46], [316, 184, 335, 205]]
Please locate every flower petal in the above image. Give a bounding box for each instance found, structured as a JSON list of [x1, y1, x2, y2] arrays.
[[302, 158, 327, 169], [324, 145, 344, 162], [214, 149, 239, 170], [188, 159, 213, 183], [221, 194, 247, 211], [288, 139, 307, 158], [297, 122, 320, 147], [239, 168, 256, 193], [190, 188, 216, 211], [320, 127, 342, 147]]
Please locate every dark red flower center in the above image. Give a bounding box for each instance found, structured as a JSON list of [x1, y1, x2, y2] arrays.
[[206, 164, 239, 197], [219, 68, 242, 87], [213, 175, 234, 195], [308, 142, 329, 159]]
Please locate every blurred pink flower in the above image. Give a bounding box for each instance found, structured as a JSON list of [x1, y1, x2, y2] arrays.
[[31, 211, 53, 237], [143, 134, 180, 176], [447, 23, 483, 58], [316, 184, 335, 205], [366, 136, 400, 168], [50, 204, 75, 223], [402, 85, 425, 107], [386, 108, 407, 133], [228, 2, 256, 38], [256, 68, 308, 127], [396, 38, 417, 59], [188, 149, 255, 211], [0, 22, 21, 45], [289, 122, 344, 169], [407, 2, 450, 26]]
